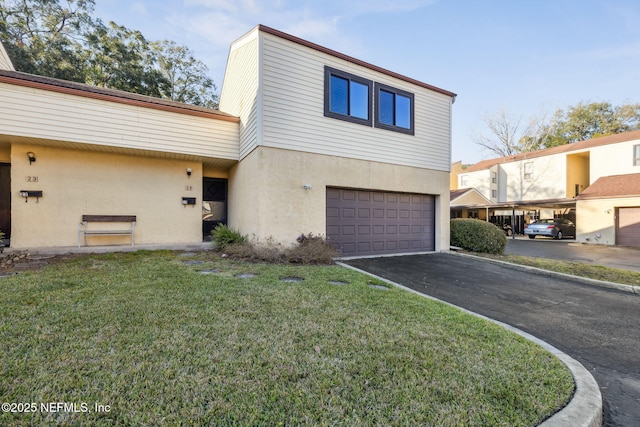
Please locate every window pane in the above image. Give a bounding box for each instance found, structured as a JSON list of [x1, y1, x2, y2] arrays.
[[330, 75, 348, 115], [635, 145, 640, 165], [379, 90, 394, 125], [395, 94, 411, 129], [350, 81, 369, 119]]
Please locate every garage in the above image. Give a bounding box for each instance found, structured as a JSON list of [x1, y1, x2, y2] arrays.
[[326, 187, 435, 257], [616, 207, 640, 247]]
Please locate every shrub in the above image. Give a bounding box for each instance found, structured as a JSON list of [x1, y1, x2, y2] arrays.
[[285, 233, 339, 264], [218, 233, 338, 265], [450, 218, 506, 254], [211, 224, 247, 249]]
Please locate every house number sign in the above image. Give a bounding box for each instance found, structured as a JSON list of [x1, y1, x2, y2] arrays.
[[25, 176, 39, 182]]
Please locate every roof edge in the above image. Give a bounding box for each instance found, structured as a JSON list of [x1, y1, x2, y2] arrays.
[[257, 24, 457, 101]]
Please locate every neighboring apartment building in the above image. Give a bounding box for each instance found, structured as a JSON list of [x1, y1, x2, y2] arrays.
[[0, 25, 457, 257], [454, 130, 640, 246]]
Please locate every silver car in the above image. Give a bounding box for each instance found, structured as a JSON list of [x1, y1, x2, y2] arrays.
[[524, 219, 575, 240]]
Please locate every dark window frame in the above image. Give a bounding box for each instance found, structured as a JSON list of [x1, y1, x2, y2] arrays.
[[374, 82, 415, 135], [324, 66, 372, 127], [634, 144, 640, 166]]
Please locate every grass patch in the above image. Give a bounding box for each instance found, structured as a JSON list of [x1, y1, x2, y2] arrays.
[[0, 251, 573, 426], [474, 252, 640, 287]]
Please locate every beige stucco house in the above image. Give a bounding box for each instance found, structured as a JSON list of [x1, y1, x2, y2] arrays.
[[0, 25, 456, 257], [455, 130, 640, 246]]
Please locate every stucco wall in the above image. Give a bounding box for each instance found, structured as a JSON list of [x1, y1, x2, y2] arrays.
[[590, 139, 640, 180], [576, 197, 640, 245], [11, 145, 204, 248], [228, 146, 450, 251]]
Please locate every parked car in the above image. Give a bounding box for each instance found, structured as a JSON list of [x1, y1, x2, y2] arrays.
[[524, 219, 575, 240]]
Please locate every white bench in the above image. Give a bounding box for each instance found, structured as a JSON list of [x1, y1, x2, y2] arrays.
[[78, 215, 136, 247]]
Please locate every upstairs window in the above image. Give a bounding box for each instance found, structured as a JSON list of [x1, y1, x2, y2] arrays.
[[324, 66, 372, 126], [375, 82, 414, 135], [634, 144, 640, 166]]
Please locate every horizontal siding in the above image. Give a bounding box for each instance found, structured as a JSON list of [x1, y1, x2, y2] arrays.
[[260, 33, 453, 171], [0, 43, 12, 70], [219, 34, 259, 159], [0, 82, 239, 160]]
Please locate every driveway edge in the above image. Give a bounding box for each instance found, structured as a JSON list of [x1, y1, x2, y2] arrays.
[[337, 262, 603, 427], [453, 251, 639, 295]]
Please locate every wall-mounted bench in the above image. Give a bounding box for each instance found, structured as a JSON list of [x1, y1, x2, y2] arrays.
[[78, 215, 136, 247]]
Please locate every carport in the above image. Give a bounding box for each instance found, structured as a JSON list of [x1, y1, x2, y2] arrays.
[[450, 198, 576, 237]]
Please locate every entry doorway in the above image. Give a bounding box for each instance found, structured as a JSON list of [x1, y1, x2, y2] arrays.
[[0, 163, 10, 241], [202, 178, 227, 240]]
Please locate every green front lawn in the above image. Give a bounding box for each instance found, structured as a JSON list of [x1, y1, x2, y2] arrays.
[[0, 251, 573, 426]]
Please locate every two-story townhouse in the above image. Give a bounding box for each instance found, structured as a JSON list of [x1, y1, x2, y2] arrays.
[[455, 130, 640, 246], [0, 25, 457, 256]]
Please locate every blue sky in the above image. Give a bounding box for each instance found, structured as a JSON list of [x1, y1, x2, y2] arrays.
[[92, 0, 640, 165]]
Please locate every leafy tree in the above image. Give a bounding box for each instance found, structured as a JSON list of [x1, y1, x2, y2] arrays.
[[474, 102, 640, 157], [0, 0, 218, 107], [539, 101, 640, 147], [0, 0, 95, 81], [152, 40, 218, 108], [84, 21, 167, 97]]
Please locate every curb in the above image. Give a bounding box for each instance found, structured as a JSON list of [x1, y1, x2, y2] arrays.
[[337, 262, 603, 427], [452, 251, 640, 296]]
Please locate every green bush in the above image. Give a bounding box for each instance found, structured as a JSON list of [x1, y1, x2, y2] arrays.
[[450, 218, 506, 254], [211, 224, 247, 249]]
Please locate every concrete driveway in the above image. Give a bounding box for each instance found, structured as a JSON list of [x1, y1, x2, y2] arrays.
[[345, 253, 640, 427]]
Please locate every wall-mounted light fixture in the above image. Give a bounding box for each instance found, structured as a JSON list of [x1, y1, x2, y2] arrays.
[[303, 184, 312, 190], [604, 209, 612, 214], [186, 167, 192, 178], [182, 197, 196, 207], [27, 152, 36, 165], [20, 190, 43, 203]]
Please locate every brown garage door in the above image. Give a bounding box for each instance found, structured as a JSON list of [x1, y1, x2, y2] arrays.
[[326, 187, 435, 257], [617, 207, 640, 247]]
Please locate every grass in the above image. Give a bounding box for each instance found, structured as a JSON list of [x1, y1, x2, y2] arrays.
[[472, 252, 640, 287], [0, 250, 574, 426]]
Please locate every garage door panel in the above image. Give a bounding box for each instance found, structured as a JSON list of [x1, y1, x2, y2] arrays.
[[327, 187, 435, 256], [358, 208, 370, 218], [617, 207, 640, 247]]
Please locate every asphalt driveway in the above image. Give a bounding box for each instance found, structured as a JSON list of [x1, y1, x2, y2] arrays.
[[345, 253, 640, 427]]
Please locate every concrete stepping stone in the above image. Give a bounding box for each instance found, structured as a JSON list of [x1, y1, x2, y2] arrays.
[[280, 277, 304, 282]]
